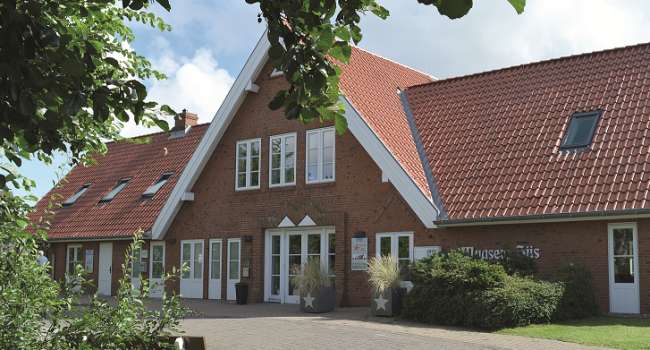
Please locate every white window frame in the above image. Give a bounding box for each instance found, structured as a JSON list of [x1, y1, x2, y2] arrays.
[[235, 138, 261, 190], [66, 244, 83, 274], [375, 232, 414, 262], [305, 127, 335, 184], [269, 133, 297, 187]]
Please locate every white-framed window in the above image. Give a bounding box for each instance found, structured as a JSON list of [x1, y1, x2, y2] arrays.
[[269, 133, 296, 187], [67, 244, 83, 274], [376, 232, 414, 269], [306, 127, 335, 183], [236, 138, 261, 190]]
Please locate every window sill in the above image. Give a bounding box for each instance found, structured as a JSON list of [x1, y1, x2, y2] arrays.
[[234, 188, 261, 195], [269, 185, 296, 192], [305, 181, 335, 189]]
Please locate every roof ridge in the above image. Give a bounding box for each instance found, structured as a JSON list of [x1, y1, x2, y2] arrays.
[[350, 45, 437, 81], [106, 122, 211, 145], [407, 41, 650, 90]]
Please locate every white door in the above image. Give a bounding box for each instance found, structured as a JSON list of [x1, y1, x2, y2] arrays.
[[609, 223, 640, 313], [208, 239, 222, 299], [226, 239, 241, 300], [131, 244, 142, 292], [376, 232, 414, 291], [149, 242, 165, 298], [180, 240, 204, 298], [98, 242, 112, 295], [66, 245, 83, 290]]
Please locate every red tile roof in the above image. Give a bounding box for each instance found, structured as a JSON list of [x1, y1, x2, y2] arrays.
[[338, 46, 434, 200], [28, 124, 209, 239], [405, 43, 650, 220]]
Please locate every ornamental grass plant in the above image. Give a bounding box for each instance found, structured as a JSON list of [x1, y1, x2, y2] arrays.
[[367, 255, 403, 294], [290, 258, 332, 294]]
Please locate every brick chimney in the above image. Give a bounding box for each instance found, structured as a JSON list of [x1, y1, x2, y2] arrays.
[[172, 109, 198, 131]]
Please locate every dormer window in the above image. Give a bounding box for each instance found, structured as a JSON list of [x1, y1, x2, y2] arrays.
[[98, 178, 131, 204], [142, 172, 174, 199], [560, 110, 602, 151], [62, 183, 92, 208]]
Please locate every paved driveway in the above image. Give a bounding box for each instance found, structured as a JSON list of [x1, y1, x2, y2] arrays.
[[97, 297, 614, 350]]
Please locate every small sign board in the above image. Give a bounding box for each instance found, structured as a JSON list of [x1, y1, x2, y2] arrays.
[[351, 238, 368, 271], [85, 250, 94, 273]]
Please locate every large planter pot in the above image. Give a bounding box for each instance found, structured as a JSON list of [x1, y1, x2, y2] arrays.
[[300, 286, 334, 313], [371, 288, 406, 317], [235, 283, 248, 305]]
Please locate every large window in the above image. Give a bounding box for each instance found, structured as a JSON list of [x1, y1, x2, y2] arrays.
[[306, 127, 335, 183], [62, 183, 92, 207], [269, 133, 296, 187], [560, 110, 602, 151], [236, 139, 261, 190]]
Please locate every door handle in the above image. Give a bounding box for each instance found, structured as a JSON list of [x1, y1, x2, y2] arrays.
[[109, 266, 112, 274]]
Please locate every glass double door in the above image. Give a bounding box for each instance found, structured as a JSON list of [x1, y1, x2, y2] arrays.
[[267, 228, 335, 304], [180, 240, 204, 299]]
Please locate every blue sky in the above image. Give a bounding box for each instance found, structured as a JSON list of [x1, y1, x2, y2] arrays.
[[12, 0, 650, 201]]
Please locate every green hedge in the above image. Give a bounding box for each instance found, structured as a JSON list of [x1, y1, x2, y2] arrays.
[[551, 263, 601, 320]]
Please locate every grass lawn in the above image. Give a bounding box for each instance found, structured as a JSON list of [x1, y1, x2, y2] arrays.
[[496, 316, 650, 350]]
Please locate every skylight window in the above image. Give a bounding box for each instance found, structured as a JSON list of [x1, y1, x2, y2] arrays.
[[142, 172, 174, 199], [62, 183, 92, 207], [560, 110, 602, 151], [98, 178, 131, 204]]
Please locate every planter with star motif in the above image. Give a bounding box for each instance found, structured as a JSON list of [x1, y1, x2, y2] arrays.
[[290, 259, 334, 313], [367, 255, 406, 317], [371, 287, 406, 316]]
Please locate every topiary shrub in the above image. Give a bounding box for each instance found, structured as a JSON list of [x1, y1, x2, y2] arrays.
[[497, 246, 538, 277], [552, 263, 601, 320]]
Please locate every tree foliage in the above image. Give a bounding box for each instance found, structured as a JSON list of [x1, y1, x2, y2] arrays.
[[246, 0, 525, 134]]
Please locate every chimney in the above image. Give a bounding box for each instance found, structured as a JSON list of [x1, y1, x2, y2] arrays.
[[172, 109, 198, 131]]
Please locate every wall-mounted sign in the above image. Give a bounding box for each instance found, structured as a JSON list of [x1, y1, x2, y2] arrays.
[[414, 246, 442, 260], [85, 250, 94, 273], [351, 238, 368, 271], [462, 245, 540, 260]]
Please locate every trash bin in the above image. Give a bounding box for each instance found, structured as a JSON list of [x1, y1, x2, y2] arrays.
[[235, 283, 248, 305]]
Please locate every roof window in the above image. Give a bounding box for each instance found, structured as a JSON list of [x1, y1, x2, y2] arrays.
[[62, 183, 92, 208], [141, 172, 174, 199], [560, 110, 602, 151], [98, 178, 131, 204]]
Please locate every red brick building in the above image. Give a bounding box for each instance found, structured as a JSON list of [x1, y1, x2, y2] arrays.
[[32, 34, 650, 314]]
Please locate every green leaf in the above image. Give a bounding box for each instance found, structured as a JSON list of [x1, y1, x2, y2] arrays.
[[315, 27, 334, 52], [335, 114, 349, 135], [269, 43, 284, 60], [285, 101, 302, 120], [430, 0, 474, 20], [269, 91, 287, 111], [333, 26, 351, 42], [328, 42, 352, 64], [507, 0, 525, 14]]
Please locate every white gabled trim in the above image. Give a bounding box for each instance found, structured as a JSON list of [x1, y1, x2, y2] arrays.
[[343, 97, 438, 228], [298, 215, 316, 226], [151, 32, 271, 240], [278, 216, 295, 227]]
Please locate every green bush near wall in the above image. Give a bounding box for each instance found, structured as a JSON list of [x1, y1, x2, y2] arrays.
[[402, 250, 597, 330]]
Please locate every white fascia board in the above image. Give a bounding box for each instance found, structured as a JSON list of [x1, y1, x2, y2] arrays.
[[151, 33, 271, 240], [342, 97, 438, 228]]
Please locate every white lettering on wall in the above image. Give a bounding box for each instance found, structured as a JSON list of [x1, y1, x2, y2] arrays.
[[462, 246, 541, 260]]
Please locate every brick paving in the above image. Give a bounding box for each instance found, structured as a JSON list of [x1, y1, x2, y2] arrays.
[[92, 297, 615, 350]]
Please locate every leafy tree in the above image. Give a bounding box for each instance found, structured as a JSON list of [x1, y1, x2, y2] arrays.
[[246, 0, 526, 134]]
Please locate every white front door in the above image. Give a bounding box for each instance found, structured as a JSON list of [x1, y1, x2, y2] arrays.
[[226, 239, 241, 301], [149, 242, 165, 298], [131, 244, 142, 292], [180, 240, 204, 298], [264, 227, 336, 304], [609, 223, 640, 313], [98, 242, 113, 295], [208, 239, 222, 299], [66, 245, 83, 290]]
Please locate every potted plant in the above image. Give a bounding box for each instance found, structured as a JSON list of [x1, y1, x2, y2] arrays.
[[235, 282, 248, 305], [290, 258, 334, 313], [367, 255, 406, 316]]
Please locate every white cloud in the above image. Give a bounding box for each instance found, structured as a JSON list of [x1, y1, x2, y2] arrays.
[[120, 37, 235, 137]]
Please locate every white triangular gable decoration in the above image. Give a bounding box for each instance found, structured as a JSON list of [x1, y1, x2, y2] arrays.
[[298, 215, 316, 227], [278, 216, 295, 227]]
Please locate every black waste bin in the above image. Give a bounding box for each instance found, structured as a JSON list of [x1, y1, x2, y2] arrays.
[[235, 283, 248, 305]]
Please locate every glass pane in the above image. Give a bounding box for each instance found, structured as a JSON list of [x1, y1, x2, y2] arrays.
[[271, 276, 280, 296], [230, 242, 239, 260], [194, 262, 202, 279], [194, 243, 202, 261], [238, 144, 247, 158], [251, 172, 259, 187], [308, 166, 318, 181], [565, 115, 597, 146], [308, 150, 318, 166], [182, 244, 191, 261], [272, 256, 280, 275], [398, 236, 410, 259], [229, 262, 239, 279], [614, 257, 634, 283], [153, 245, 163, 262], [237, 174, 246, 188], [251, 141, 260, 157], [323, 130, 334, 148], [271, 154, 281, 169], [308, 133, 318, 149], [289, 255, 302, 268], [211, 243, 221, 261], [181, 262, 190, 279], [380, 237, 391, 256], [308, 235, 321, 254], [322, 163, 333, 180], [285, 136, 295, 152], [272, 236, 281, 255], [328, 255, 335, 273], [285, 167, 294, 183], [323, 147, 333, 163], [251, 157, 259, 172], [285, 153, 294, 168], [211, 261, 220, 280], [238, 159, 247, 172], [152, 262, 163, 279], [613, 228, 633, 256], [289, 235, 301, 255], [271, 138, 281, 154], [76, 247, 83, 261], [271, 170, 280, 185], [329, 233, 336, 254], [69, 247, 75, 260], [68, 261, 74, 272]]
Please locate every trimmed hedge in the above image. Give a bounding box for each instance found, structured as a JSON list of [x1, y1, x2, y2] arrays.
[[497, 249, 538, 277], [551, 263, 601, 320]]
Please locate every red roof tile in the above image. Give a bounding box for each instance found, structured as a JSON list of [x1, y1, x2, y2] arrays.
[[28, 124, 209, 239], [406, 43, 650, 220]]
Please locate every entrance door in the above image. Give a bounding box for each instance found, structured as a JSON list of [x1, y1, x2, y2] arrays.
[[180, 240, 204, 298], [608, 223, 640, 313], [208, 239, 222, 299], [149, 242, 165, 298], [98, 242, 113, 295], [226, 239, 241, 300], [66, 245, 83, 290], [131, 244, 142, 292]]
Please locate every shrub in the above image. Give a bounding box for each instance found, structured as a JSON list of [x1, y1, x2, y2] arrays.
[[290, 258, 332, 293], [552, 263, 601, 320], [497, 246, 538, 277], [367, 255, 403, 293]]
